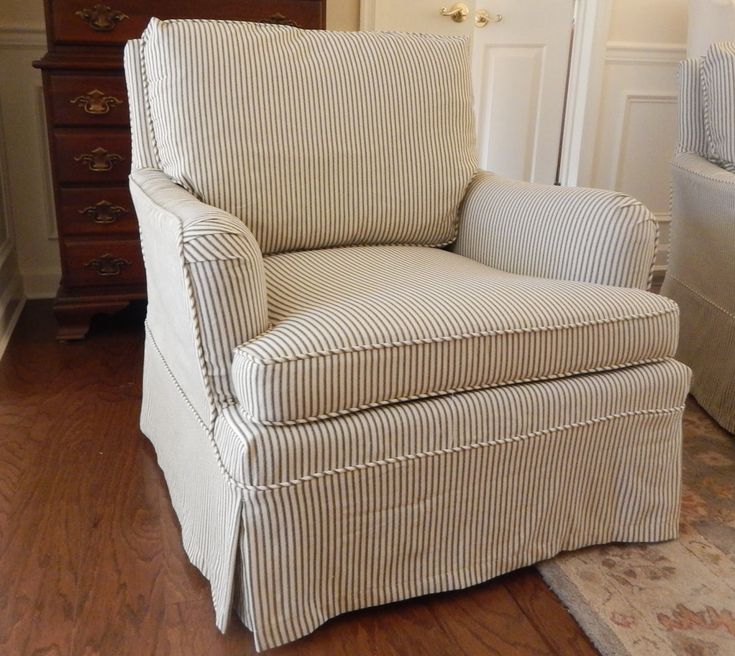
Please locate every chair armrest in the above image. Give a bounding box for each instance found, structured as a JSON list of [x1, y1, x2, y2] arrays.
[[663, 153, 735, 315], [130, 169, 268, 425], [453, 172, 658, 289]]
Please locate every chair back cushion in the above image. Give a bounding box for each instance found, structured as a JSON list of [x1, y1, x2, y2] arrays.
[[141, 18, 478, 254], [701, 42, 735, 172], [676, 58, 708, 156]]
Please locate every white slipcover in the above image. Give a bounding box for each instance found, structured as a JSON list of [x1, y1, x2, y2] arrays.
[[125, 21, 691, 650]]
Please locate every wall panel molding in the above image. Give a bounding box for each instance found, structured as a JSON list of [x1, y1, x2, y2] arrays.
[[592, 40, 684, 279], [0, 25, 46, 49], [605, 41, 687, 64], [0, 99, 13, 267], [0, 94, 25, 358], [612, 92, 678, 192]]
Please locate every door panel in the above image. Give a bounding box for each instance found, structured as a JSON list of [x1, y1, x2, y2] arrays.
[[367, 0, 575, 184], [472, 0, 574, 182], [475, 45, 544, 181]]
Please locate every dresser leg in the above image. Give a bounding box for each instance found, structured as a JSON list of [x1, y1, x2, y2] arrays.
[[53, 293, 138, 341]]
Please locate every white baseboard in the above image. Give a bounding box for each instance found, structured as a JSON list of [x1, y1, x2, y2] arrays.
[[0, 277, 25, 360]]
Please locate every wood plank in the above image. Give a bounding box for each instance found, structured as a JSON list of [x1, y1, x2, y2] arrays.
[[422, 579, 556, 656], [505, 567, 599, 656], [0, 301, 597, 656], [0, 304, 110, 656]]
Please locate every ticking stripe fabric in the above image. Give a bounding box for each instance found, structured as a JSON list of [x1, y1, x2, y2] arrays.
[[231, 245, 679, 425], [125, 19, 691, 653], [220, 358, 690, 487], [141, 330, 689, 651], [131, 168, 269, 419], [454, 172, 659, 290], [216, 358, 689, 650], [123, 40, 159, 170], [701, 42, 735, 172], [677, 58, 708, 157], [662, 153, 735, 432], [140, 18, 477, 255], [140, 334, 242, 632]]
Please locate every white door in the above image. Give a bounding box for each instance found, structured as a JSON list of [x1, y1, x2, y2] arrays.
[[365, 0, 575, 184]]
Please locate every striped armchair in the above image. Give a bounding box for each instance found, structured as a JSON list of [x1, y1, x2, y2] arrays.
[[662, 46, 735, 433], [125, 19, 690, 651]]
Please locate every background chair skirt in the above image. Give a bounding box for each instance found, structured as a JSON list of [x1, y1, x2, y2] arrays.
[[142, 328, 690, 652]]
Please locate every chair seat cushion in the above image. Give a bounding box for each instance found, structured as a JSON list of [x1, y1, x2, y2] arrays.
[[231, 246, 678, 425]]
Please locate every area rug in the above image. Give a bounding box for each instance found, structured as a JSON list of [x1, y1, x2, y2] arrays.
[[538, 399, 735, 656]]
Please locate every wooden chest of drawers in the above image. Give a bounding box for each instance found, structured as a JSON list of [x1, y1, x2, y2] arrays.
[[34, 0, 326, 339]]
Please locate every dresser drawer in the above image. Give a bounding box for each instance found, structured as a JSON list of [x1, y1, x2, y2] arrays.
[[189, 0, 326, 28], [52, 129, 131, 184], [59, 187, 137, 235], [62, 238, 144, 287], [49, 73, 128, 126], [50, 0, 148, 45], [50, 0, 325, 46]]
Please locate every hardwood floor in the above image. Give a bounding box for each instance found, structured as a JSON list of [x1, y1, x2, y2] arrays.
[[0, 301, 598, 656]]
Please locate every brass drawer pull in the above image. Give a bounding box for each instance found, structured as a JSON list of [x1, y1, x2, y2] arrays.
[[70, 89, 123, 115], [74, 147, 123, 172], [79, 200, 128, 224], [83, 253, 131, 276], [75, 4, 129, 32]]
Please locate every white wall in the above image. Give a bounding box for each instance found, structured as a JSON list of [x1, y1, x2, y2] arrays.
[[0, 1, 43, 350], [688, 0, 735, 57], [609, 0, 688, 43], [0, 25, 58, 300], [328, 1, 360, 31], [590, 0, 689, 281], [0, 1, 64, 301]]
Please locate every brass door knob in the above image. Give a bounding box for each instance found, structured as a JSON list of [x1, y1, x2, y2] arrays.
[[440, 3, 470, 22], [476, 9, 503, 27]]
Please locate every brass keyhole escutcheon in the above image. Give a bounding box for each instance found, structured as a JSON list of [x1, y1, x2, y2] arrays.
[[476, 9, 503, 27]]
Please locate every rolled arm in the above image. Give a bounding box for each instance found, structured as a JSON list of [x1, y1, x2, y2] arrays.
[[130, 168, 268, 425], [663, 153, 735, 314], [453, 172, 658, 290]]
